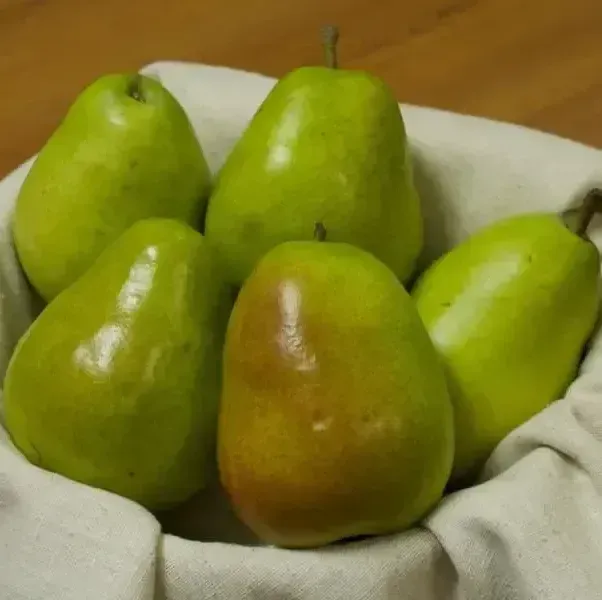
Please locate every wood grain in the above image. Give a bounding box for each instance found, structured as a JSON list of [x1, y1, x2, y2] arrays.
[[1, 0, 601, 177]]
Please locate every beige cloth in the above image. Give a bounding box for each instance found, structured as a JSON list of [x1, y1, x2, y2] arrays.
[[1, 61, 602, 600]]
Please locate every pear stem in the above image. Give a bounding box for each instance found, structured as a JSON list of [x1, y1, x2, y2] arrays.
[[572, 188, 602, 237], [127, 74, 145, 103], [321, 25, 340, 69], [314, 222, 327, 242]]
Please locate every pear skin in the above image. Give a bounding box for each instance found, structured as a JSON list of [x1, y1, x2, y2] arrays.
[[13, 73, 211, 301], [217, 233, 453, 548], [412, 192, 602, 486], [204, 27, 422, 288], [4, 218, 230, 510]]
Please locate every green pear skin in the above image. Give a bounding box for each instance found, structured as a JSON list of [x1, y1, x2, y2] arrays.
[[204, 29, 422, 288], [4, 218, 231, 510], [218, 235, 453, 548], [13, 73, 211, 301], [412, 206, 601, 485]]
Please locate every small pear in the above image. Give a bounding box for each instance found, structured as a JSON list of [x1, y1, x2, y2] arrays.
[[4, 218, 231, 510], [218, 224, 453, 548], [412, 190, 602, 486], [13, 73, 211, 301], [204, 26, 423, 288]]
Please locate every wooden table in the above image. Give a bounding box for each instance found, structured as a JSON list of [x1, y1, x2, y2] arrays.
[[1, 0, 601, 177]]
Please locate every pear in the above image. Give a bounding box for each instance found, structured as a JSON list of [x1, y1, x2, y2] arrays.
[[204, 26, 423, 288], [217, 224, 453, 549], [412, 190, 602, 486], [3, 218, 231, 510], [13, 73, 211, 302]]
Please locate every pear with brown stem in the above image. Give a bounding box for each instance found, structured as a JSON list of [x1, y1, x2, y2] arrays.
[[218, 223, 453, 548], [204, 25, 423, 288], [412, 189, 602, 486]]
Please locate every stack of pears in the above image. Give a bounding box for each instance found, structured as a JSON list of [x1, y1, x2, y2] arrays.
[[2, 25, 601, 551], [5, 73, 228, 510]]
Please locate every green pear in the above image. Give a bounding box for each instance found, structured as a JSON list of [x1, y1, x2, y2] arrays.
[[412, 190, 602, 486], [13, 73, 211, 301], [204, 26, 423, 288], [3, 218, 231, 510], [217, 224, 453, 549]]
